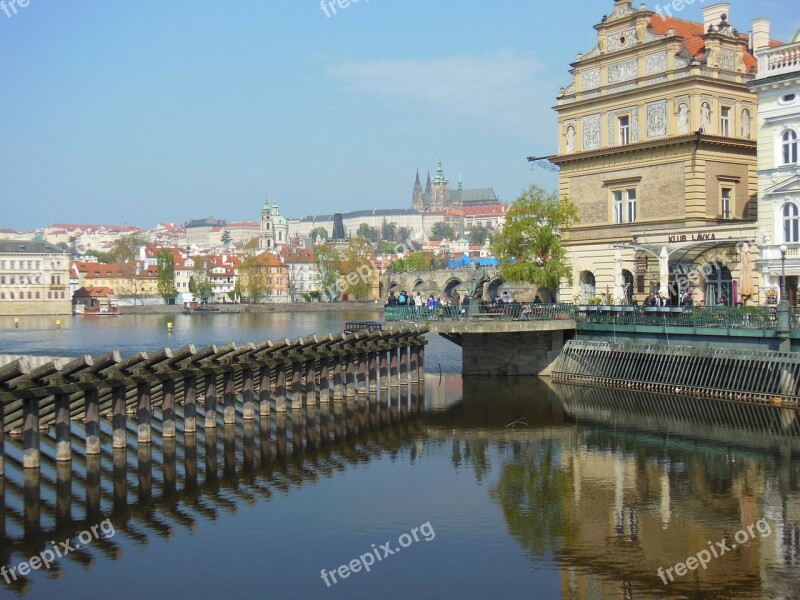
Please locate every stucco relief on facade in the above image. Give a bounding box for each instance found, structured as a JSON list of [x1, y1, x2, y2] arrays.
[[645, 51, 668, 75], [647, 101, 668, 138], [719, 49, 737, 72], [608, 106, 640, 146], [606, 28, 638, 53], [608, 59, 638, 84], [582, 68, 601, 91], [582, 114, 602, 150]]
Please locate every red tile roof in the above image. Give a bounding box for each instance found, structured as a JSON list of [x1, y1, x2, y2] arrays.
[[648, 16, 782, 71], [74, 286, 114, 298]]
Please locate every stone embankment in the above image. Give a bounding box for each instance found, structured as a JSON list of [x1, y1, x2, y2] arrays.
[[124, 302, 383, 315]]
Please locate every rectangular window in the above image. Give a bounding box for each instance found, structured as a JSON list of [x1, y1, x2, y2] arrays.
[[613, 191, 624, 224], [720, 107, 731, 137], [627, 189, 637, 223], [721, 188, 732, 219], [619, 115, 630, 145]]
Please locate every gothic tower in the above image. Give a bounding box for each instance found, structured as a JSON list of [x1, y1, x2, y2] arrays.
[[430, 159, 449, 211], [412, 169, 424, 211]]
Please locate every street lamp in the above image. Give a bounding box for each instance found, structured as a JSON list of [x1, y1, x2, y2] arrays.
[[779, 244, 788, 303]]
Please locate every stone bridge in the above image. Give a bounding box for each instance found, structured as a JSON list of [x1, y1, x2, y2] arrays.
[[381, 268, 540, 302]]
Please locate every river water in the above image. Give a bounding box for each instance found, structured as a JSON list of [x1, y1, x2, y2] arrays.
[[0, 312, 798, 600]]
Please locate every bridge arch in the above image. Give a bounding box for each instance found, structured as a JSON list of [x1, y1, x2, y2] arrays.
[[487, 277, 505, 300], [444, 277, 462, 298]]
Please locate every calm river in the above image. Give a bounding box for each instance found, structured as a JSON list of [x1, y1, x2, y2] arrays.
[[0, 312, 798, 599]]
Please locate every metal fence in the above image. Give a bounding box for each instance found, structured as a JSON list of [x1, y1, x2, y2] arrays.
[[384, 304, 800, 331]]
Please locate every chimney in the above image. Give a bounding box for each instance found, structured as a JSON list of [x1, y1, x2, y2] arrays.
[[752, 18, 771, 52], [703, 3, 730, 33]]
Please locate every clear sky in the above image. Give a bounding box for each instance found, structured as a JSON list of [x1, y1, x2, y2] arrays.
[[1, 0, 798, 231]]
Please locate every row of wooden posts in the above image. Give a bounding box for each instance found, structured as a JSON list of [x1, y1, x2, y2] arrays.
[[0, 327, 428, 472]]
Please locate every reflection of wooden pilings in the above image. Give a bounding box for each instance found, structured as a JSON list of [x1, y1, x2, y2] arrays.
[[163, 436, 177, 498], [258, 365, 271, 417], [306, 404, 317, 450], [275, 412, 288, 460], [113, 447, 127, 514], [184, 374, 197, 433], [86, 453, 101, 523], [0, 396, 3, 475], [243, 419, 255, 472], [346, 354, 356, 398], [291, 410, 303, 457], [379, 350, 388, 391], [162, 378, 176, 438], [55, 392, 71, 461], [275, 363, 287, 412], [333, 400, 344, 441], [319, 403, 330, 447], [224, 423, 236, 478], [22, 397, 39, 469], [399, 384, 409, 418], [184, 432, 197, 493], [258, 414, 271, 466], [23, 468, 39, 536], [242, 367, 255, 421], [333, 356, 344, 400], [205, 430, 217, 486], [56, 461, 72, 526], [223, 371, 236, 424], [137, 382, 152, 444], [346, 398, 356, 436], [390, 348, 399, 387], [358, 401, 367, 432], [204, 374, 217, 430], [138, 443, 152, 504]]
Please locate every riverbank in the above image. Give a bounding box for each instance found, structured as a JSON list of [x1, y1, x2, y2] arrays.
[[123, 302, 384, 315]]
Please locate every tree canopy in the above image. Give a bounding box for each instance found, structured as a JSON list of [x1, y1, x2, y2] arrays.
[[156, 249, 177, 300], [314, 243, 341, 301], [492, 185, 578, 298], [430, 222, 456, 241]]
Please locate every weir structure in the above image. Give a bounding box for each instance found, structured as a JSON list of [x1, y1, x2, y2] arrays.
[[0, 326, 427, 474]]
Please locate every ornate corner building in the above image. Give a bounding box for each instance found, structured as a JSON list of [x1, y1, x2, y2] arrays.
[[550, 0, 778, 306]]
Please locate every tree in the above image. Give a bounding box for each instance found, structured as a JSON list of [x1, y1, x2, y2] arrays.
[[221, 230, 233, 245], [314, 243, 341, 301], [468, 225, 491, 246], [390, 252, 435, 273], [239, 255, 269, 303], [156, 249, 177, 301], [341, 238, 373, 301], [192, 258, 214, 302], [107, 234, 149, 263], [492, 185, 578, 299], [356, 223, 379, 243], [397, 226, 412, 243], [227, 280, 241, 303], [381, 219, 398, 243], [310, 226, 329, 242], [431, 222, 456, 241]]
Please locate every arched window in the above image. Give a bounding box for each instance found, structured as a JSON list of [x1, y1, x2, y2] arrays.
[[783, 129, 798, 165], [784, 203, 799, 243], [704, 265, 733, 306], [581, 271, 596, 299]]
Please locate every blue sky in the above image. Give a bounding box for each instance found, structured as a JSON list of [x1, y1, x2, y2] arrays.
[[1, 0, 798, 231]]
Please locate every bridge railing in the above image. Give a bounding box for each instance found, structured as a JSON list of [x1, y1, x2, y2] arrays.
[[384, 303, 575, 322], [384, 304, 800, 331]]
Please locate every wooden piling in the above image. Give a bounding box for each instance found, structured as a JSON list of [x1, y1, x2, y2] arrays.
[[162, 377, 176, 438], [137, 382, 152, 444], [184, 374, 197, 433], [223, 370, 236, 424], [112, 384, 127, 448], [22, 397, 39, 469], [204, 373, 217, 429], [258, 364, 271, 416], [242, 366, 255, 420]]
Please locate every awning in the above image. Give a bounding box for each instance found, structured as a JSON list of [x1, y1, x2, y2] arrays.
[[767, 266, 800, 277], [617, 238, 753, 264]]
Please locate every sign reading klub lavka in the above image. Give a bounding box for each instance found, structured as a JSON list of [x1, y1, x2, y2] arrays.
[[667, 233, 717, 244]]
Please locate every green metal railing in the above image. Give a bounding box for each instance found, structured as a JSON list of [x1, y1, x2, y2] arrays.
[[383, 304, 800, 331]]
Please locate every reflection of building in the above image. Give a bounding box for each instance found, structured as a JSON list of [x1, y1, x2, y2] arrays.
[[750, 29, 800, 306], [412, 161, 499, 212], [550, 1, 777, 305], [0, 240, 71, 315]]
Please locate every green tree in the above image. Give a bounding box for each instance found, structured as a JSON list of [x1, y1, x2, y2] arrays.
[[397, 226, 412, 243], [314, 243, 341, 301], [227, 280, 241, 303], [310, 226, 329, 242], [391, 251, 434, 273], [381, 219, 398, 243], [468, 225, 490, 246], [492, 185, 578, 299], [156, 249, 177, 301], [192, 258, 214, 302], [221, 230, 233, 245], [430, 222, 455, 241], [356, 223, 379, 243], [341, 238, 373, 301], [107, 234, 149, 263], [239, 255, 268, 303]]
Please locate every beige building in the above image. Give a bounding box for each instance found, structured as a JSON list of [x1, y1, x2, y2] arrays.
[[750, 30, 800, 306], [550, 1, 774, 306], [0, 240, 71, 315]]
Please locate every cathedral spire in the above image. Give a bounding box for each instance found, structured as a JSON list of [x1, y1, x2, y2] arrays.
[[415, 169, 421, 186], [425, 171, 432, 193]]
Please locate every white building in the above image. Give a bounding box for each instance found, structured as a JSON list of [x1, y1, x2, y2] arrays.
[[0, 240, 71, 315], [751, 28, 800, 306], [279, 247, 320, 301]]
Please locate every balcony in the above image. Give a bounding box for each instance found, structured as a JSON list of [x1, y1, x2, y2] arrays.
[[757, 44, 800, 79]]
